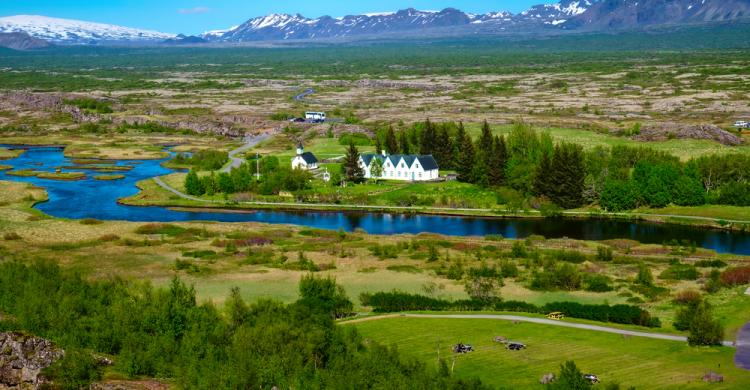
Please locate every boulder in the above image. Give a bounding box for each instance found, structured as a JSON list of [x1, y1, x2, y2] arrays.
[[0, 332, 64, 389]]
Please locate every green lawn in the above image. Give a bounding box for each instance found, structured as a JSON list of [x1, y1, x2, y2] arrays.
[[352, 317, 748, 389]]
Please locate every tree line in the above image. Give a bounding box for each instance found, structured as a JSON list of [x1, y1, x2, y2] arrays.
[[0, 260, 489, 389], [376, 120, 750, 210]]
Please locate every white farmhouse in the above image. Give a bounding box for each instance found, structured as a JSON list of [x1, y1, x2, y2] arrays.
[[359, 152, 439, 181], [291, 144, 319, 170]]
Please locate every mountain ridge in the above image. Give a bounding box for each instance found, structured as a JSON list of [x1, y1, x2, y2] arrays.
[[1, 1, 749, 45]]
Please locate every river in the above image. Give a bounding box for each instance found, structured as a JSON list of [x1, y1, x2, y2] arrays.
[[1, 145, 749, 255]]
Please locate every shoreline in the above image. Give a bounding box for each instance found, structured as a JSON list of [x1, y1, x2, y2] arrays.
[[118, 180, 750, 233]]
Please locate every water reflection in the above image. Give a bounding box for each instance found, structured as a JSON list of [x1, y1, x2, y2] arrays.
[[0, 146, 748, 255]]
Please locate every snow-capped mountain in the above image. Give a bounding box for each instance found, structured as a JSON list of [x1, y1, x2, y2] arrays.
[[209, 5, 599, 42], [0, 15, 175, 44], [563, 0, 750, 30]]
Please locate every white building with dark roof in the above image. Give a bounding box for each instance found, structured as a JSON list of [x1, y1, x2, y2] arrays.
[[291, 143, 318, 170], [359, 152, 439, 181]]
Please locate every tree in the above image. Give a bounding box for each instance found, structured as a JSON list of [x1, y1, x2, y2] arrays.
[[635, 263, 654, 287], [687, 301, 724, 346], [550, 360, 592, 390], [478, 120, 494, 159], [534, 150, 553, 198], [297, 274, 353, 319], [369, 158, 383, 180], [549, 143, 586, 209], [184, 169, 204, 196], [599, 179, 640, 211], [487, 135, 507, 186], [385, 126, 399, 154], [456, 131, 476, 183], [420, 119, 436, 155], [399, 130, 410, 155], [374, 136, 383, 155], [342, 142, 365, 184], [433, 127, 454, 169]]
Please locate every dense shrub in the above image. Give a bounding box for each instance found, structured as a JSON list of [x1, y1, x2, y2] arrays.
[[65, 97, 113, 114], [694, 259, 727, 268], [584, 274, 614, 292], [360, 292, 660, 327], [720, 266, 750, 286], [659, 263, 699, 281], [173, 150, 229, 171]]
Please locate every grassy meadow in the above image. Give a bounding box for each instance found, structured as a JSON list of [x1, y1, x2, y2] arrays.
[[351, 316, 747, 389]]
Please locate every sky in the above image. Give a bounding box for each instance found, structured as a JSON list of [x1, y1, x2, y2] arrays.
[[0, 1, 542, 35]]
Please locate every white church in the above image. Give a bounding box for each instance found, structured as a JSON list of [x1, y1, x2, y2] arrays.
[[358, 152, 439, 181], [291, 143, 319, 170]]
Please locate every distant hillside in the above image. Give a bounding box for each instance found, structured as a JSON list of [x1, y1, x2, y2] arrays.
[[0, 31, 50, 50]]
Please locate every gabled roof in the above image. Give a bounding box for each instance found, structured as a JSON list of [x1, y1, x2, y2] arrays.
[[385, 154, 439, 171], [299, 151, 318, 164], [360, 153, 384, 167], [417, 155, 439, 170]]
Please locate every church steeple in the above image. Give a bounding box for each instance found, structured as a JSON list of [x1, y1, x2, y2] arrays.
[[296, 143, 304, 155]]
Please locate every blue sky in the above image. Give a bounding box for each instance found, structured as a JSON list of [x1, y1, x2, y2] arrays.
[[0, 1, 541, 34]]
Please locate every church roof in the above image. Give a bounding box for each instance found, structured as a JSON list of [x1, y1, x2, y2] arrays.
[[299, 151, 318, 164]]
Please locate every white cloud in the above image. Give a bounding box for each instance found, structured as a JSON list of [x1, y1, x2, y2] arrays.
[[178, 7, 210, 15]]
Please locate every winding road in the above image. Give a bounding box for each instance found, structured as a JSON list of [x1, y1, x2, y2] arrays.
[[293, 88, 316, 102], [220, 134, 271, 173]]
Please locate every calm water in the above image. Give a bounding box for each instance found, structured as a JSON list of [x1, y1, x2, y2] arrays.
[[1, 145, 749, 255]]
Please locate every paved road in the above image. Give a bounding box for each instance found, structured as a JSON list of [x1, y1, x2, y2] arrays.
[[220, 134, 270, 173], [293, 88, 315, 102], [350, 313, 736, 347], [736, 322, 750, 370]]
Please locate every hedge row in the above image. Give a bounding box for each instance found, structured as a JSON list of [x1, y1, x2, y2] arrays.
[[360, 291, 660, 328]]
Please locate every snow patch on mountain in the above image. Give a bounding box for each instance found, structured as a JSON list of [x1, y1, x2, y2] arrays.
[[0, 15, 174, 43]]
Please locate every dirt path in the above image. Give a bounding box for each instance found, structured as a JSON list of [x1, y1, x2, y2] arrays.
[[736, 322, 750, 370], [220, 134, 271, 173], [345, 313, 736, 347]]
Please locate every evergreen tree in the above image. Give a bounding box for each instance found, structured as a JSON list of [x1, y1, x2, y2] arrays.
[[544, 143, 586, 209], [456, 131, 476, 183], [385, 126, 399, 155], [343, 142, 365, 183], [453, 122, 467, 169], [184, 169, 204, 196], [488, 135, 507, 186], [433, 127, 454, 169], [399, 131, 410, 155], [551, 361, 592, 390], [374, 136, 383, 155], [534, 150, 553, 197], [420, 119, 436, 155], [478, 120, 494, 156]]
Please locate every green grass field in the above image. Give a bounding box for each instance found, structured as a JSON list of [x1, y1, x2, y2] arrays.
[[352, 317, 748, 389]]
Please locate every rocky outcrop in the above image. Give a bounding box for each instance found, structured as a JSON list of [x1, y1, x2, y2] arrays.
[[0, 332, 63, 389], [633, 123, 743, 146]]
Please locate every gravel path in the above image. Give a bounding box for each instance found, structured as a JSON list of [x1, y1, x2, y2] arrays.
[[293, 88, 315, 102]]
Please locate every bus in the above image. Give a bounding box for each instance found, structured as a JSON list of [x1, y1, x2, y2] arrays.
[[305, 112, 326, 123]]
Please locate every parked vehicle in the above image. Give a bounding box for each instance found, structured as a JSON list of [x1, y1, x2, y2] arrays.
[[305, 111, 326, 123], [507, 342, 526, 351], [453, 343, 474, 353], [734, 120, 749, 129], [584, 374, 600, 384]]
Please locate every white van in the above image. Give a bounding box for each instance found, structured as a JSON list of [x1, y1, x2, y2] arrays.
[[734, 120, 749, 129], [305, 112, 326, 123]]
